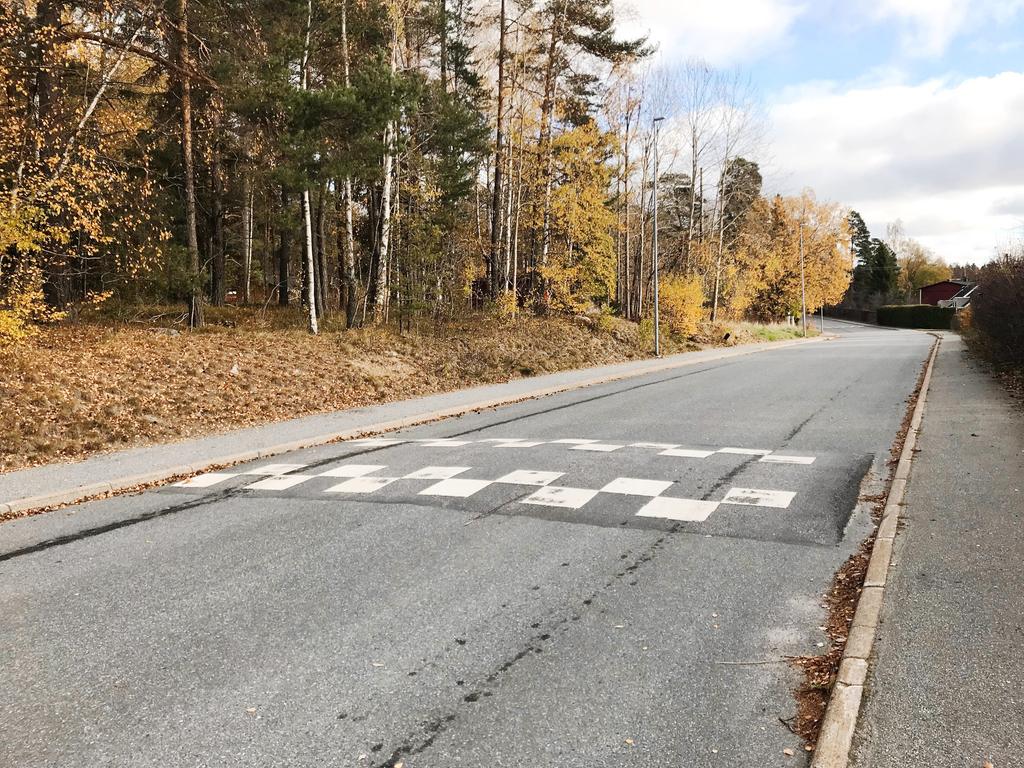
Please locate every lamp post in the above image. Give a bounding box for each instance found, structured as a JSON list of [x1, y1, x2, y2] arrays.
[[799, 218, 807, 337], [652, 116, 665, 357]]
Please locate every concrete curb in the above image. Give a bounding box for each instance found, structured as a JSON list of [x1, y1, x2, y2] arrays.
[[810, 335, 940, 768], [2, 335, 831, 518]]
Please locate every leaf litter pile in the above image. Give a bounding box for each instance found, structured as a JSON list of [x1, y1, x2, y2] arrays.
[[1, 312, 667, 472]]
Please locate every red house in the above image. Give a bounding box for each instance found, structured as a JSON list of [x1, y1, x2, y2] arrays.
[[919, 279, 974, 306]]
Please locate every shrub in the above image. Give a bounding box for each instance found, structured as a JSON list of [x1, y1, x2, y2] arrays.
[[659, 275, 705, 339], [969, 254, 1024, 367], [877, 304, 954, 329]]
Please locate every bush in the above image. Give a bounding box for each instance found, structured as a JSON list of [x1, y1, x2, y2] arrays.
[[659, 275, 705, 339], [877, 304, 954, 329], [970, 254, 1024, 367]]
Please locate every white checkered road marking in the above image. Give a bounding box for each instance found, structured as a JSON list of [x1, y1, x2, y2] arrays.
[[326, 477, 398, 494], [722, 487, 797, 509], [660, 448, 716, 459], [495, 470, 564, 486], [760, 454, 816, 465], [522, 486, 600, 509], [404, 466, 470, 480], [718, 447, 773, 456], [570, 443, 623, 453], [319, 464, 387, 478], [174, 472, 238, 488], [494, 441, 547, 448], [600, 477, 674, 497], [244, 463, 307, 476], [246, 474, 314, 491], [637, 497, 719, 522], [419, 478, 494, 498], [175, 462, 807, 523]]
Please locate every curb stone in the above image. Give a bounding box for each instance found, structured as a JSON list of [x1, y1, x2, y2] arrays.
[[2, 335, 833, 518], [810, 336, 940, 768]]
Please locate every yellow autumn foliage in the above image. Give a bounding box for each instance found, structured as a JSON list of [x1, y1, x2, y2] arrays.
[[658, 275, 705, 338]]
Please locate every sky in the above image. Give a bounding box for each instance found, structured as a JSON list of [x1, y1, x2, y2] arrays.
[[618, 0, 1024, 263]]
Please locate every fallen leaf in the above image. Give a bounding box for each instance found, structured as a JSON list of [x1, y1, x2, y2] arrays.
[[783, 747, 795, 756], [245, 707, 256, 714], [624, 738, 634, 745]]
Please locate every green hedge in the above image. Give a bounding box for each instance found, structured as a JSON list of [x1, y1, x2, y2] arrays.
[[877, 304, 954, 329]]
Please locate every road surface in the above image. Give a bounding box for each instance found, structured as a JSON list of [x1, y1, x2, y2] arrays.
[[0, 321, 933, 767]]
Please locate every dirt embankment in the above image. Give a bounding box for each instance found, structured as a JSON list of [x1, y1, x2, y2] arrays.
[[1, 313, 659, 472]]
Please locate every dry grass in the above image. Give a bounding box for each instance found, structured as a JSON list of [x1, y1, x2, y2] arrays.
[[1, 310, 653, 472], [1, 306, 806, 472]]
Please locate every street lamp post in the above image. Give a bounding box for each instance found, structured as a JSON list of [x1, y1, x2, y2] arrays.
[[652, 116, 665, 357], [799, 219, 807, 337]]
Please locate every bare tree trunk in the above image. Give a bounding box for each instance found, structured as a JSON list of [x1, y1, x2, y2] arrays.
[[278, 189, 291, 306], [372, 25, 398, 323], [173, 0, 203, 328], [340, 0, 358, 328], [300, 0, 318, 334], [241, 172, 253, 304], [489, 0, 507, 296], [210, 106, 226, 306], [314, 185, 327, 317]]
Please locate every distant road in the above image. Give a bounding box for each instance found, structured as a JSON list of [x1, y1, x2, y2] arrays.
[[0, 320, 933, 767]]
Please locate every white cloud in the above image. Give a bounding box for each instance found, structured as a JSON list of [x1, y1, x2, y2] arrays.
[[767, 72, 1024, 262], [617, 0, 806, 66], [868, 0, 1024, 57]]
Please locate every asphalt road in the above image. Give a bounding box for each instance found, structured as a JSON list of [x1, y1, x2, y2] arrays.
[[0, 321, 933, 768]]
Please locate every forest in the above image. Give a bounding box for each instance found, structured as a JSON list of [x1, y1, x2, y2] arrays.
[[1, 0, 860, 345]]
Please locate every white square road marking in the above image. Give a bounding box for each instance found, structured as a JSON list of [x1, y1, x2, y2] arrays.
[[174, 472, 237, 488], [246, 474, 315, 491], [419, 479, 494, 498], [495, 470, 564, 486], [493, 441, 546, 448], [350, 438, 404, 447], [418, 439, 472, 447], [326, 477, 398, 494], [244, 463, 308, 476], [636, 497, 719, 522], [722, 487, 797, 509], [404, 466, 471, 480], [600, 478, 675, 497], [570, 443, 623, 453], [631, 442, 679, 450], [319, 464, 387, 478], [550, 439, 599, 444], [522, 486, 599, 509], [480, 438, 527, 443], [660, 448, 715, 459], [760, 454, 816, 465], [718, 447, 772, 456]]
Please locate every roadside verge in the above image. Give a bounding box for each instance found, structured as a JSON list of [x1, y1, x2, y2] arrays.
[[810, 335, 941, 768], [1, 335, 830, 521]]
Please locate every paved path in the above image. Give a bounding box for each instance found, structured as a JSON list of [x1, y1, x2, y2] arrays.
[[0, 321, 932, 767], [851, 334, 1024, 767]]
